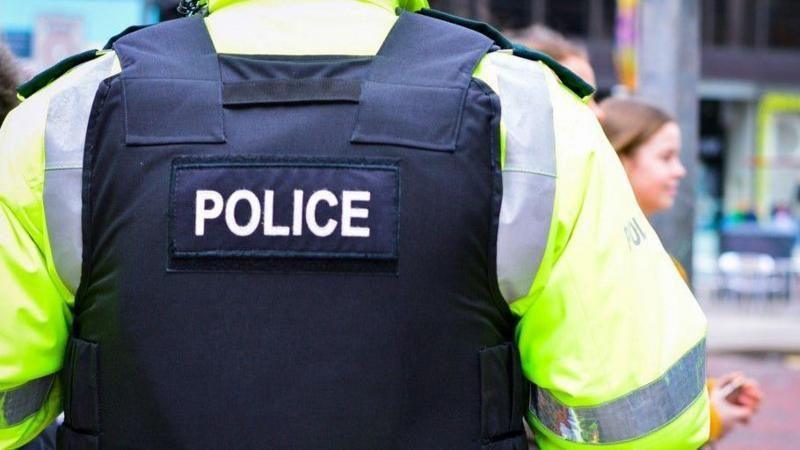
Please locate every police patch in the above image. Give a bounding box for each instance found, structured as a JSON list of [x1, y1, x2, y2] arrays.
[[169, 157, 399, 266]]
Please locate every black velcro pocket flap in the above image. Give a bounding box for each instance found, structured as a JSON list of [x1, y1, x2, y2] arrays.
[[123, 78, 225, 146], [63, 337, 100, 434], [223, 79, 362, 106], [351, 81, 465, 152], [169, 157, 400, 261], [479, 343, 527, 442]]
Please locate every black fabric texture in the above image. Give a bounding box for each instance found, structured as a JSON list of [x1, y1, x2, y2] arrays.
[[222, 79, 362, 105], [113, 17, 225, 146], [123, 78, 225, 145], [16, 50, 100, 99], [56, 426, 99, 450], [481, 434, 529, 450], [350, 11, 493, 152], [68, 12, 525, 449], [61, 338, 99, 434], [352, 82, 466, 151], [479, 343, 527, 440]]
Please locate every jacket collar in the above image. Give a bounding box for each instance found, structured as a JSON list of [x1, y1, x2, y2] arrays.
[[207, 0, 429, 14]]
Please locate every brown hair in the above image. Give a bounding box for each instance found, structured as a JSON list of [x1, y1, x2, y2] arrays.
[[599, 97, 673, 157], [507, 24, 588, 63], [0, 43, 20, 125]]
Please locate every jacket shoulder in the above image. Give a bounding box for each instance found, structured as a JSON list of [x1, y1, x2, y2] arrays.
[[16, 20, 153, 100], [417, 8, 594, 98], [17, 50, 103, 99]]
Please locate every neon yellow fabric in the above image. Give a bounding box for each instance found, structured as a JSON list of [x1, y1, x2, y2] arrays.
[[205, 1, 399, 55], [512, 67, 707, 405], [208, 0, 429, 14], [498, 62, 708, 448], [0, 79, 70, 448], [0, 0, 707, 447]]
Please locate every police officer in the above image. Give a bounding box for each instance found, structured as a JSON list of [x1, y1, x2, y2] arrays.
[[0, 1, 709, 448]]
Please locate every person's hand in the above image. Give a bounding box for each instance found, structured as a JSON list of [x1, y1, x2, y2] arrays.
[[709, 372, 762, 439], [728, 373, 763, 413]]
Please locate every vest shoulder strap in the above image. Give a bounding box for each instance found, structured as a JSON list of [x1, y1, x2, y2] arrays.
[[417, 8, 596, 98], [351, 11, 494, 152], [112, 17, 224, 146]]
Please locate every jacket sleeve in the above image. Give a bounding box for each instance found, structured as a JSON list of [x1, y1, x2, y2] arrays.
[[478, 53, 710, 450], [0, 90, 70, 449]]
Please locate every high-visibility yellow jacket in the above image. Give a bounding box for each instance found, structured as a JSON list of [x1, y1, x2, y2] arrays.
[[0, 0, 708, 448]]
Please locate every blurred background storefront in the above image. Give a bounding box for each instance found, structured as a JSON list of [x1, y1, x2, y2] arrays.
[[0, 0, 158, 75], [432, 0, 800, 274]]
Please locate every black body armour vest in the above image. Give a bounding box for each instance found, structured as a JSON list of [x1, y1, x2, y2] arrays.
[[59, 12, 527, 450]]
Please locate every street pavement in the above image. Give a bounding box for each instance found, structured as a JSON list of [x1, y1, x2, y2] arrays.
[[708, 353, 800, 450], [706, 311, 800, 353]]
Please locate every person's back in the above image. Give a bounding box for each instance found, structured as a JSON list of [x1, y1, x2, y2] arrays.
[[1, 1, 710, 449]]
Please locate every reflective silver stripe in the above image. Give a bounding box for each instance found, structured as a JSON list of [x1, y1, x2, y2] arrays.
[[44, 53, 117, 294], [491, 53, 556, 303], [0, 375, 55, 427], [530, 339, 707, 444]]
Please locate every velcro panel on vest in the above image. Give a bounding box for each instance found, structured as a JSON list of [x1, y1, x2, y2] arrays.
[[351, 12, 492, 152], [114, 17, 225, 146], [479, 343, 527, 447], [222, 79, 362, 106], [123, 79, 224, 145], [352, 82, 465, 152], [62, 337, 99, 435]]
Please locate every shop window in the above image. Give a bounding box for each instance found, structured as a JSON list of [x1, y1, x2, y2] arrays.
[[768, 0, 800, 49]]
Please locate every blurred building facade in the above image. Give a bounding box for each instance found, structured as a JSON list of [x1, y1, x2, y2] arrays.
[[0, 0, 180, 76], [431, 0, 800, 268]]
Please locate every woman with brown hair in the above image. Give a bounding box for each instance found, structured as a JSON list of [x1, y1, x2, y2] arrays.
[[600, 97, 763, 444], [599, 98, 684, 217]]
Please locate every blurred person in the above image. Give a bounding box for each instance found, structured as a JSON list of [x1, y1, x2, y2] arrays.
[[508, 24, 605, 121], [0, 1, 710, 449], [771, 204, 798, 233], [600, 97, 764, 443], [0, 43, 20, 125]]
